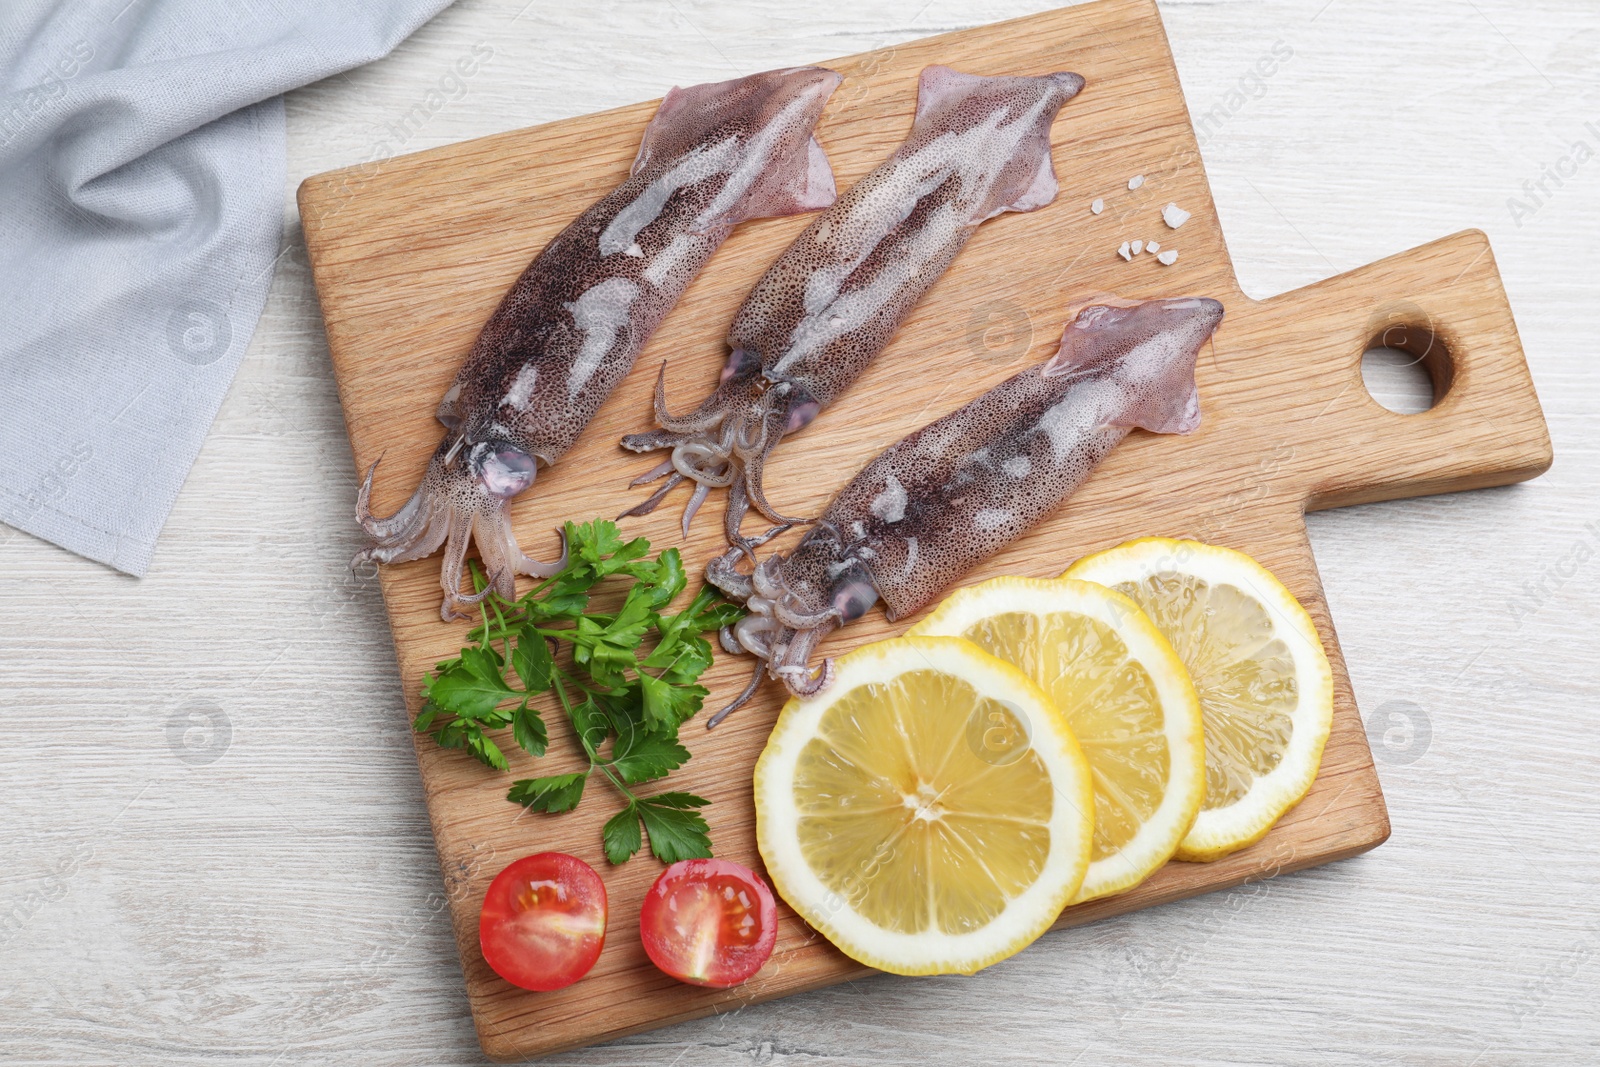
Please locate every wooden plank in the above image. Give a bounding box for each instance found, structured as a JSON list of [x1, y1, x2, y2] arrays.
[[296, 0, 1551, 1059]]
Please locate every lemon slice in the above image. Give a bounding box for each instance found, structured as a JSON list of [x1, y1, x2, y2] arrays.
[[910, 577, 1204, 902], [753, 637, 1093, 976], [1064, 538, 1334, 862]]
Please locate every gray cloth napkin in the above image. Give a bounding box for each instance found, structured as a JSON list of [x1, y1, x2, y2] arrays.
[[0, 0, 452, 574]]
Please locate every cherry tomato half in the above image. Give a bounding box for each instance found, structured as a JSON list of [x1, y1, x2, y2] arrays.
[[639, 858, 777, 988], [479, 852, 607, 991]]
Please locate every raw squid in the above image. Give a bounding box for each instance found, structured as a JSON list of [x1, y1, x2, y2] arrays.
[[705, 296, 1226, 725], [620, 65, 1085, 548], [355, 67, 843, 619]]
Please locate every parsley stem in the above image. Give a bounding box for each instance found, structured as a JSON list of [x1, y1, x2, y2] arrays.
[[548, 672, 594, 761], [551, 665, 601, 696], [550, 671, 635, 805], [594, 760, 635, 803]]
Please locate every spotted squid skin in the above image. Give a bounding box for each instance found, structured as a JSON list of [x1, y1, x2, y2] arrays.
[[623, 65, 1085, 545], [706, 297, 1225, 724], [355, 67, 842, 620], [450, 68, 842, 465]]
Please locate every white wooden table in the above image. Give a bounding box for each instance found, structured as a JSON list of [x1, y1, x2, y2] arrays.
[[3, 1, 1596, 1063]]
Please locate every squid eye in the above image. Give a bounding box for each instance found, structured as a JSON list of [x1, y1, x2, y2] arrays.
[[474, 444, 536, 499], [830, 578, 879, 624], [783, 385, 821, 433], [719, 347, 762, 384]]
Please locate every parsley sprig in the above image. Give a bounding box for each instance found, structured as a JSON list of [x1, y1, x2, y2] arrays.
[[412, 520, 743, 863]]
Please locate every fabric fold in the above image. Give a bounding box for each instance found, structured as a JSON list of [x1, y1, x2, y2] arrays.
[[0, 0, 453, 574]]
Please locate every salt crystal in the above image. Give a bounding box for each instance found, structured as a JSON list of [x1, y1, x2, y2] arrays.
[[1117, 241, 1132, 262], [1162, 203, 1191, 229], [1130, 239, 1144, 255], [1128, 174, 1145, 190], [1146, 240, 1161, 254], [1157, 249, 1178, 266], [1091, 198, 1104, 214]]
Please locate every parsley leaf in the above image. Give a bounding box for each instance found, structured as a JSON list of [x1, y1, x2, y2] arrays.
[[567, 696, 610, 752], [425, 657, 511, 720], [511, 628, 553, 692], [601, 803, 643, 865], [507, 772, 587, 813], [610, 728, 690, 785], [465, 731, 509, 773], [639, 547, 687, 609], [412, 519, 743, 864], [636, 793, 713, 863], [638, 671, 705, 732], [511, 701, 547, 758]]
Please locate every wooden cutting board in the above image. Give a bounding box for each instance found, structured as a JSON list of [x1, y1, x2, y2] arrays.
[[297, 0, 1551, 1058]]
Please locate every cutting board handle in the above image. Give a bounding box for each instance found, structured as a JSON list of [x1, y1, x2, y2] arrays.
[[1244, 229, 1552, 511]]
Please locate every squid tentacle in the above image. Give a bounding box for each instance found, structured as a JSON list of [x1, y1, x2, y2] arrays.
[[622, 375, 805, 540], [679, 482, 712, 538], [703, 544, 842, 727], [619, 429, 699, 455], [670, 443, 737, 488], [706, 619, 837, 727], [739, 436, 806, 525], [722, 480, 795, 560], [723, 479, 753, 551], [648, 361, 727, 436], [775, 648, 834, 695], [705, 545, 755, 600], [354, 460, 450, 564], [708, 659, 770, 729], [732, 405, 771, 454], [731, 612, 779, 656], [353, 447, 566, 622], [628, 459, 678, 487], [617, 471, 686, 520]]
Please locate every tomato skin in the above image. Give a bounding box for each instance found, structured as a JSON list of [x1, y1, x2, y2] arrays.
[[639, 858, 777, 988], [479, 852, 607, 991]]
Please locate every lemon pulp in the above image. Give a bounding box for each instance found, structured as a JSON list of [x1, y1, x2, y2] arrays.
[[755, 637, 1092, 975], [1065, 538, 1334, 862], [960, 612, 1167, 863]]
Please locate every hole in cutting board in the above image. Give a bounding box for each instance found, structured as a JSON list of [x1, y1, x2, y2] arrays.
[[1362, 348, 1435, 414], [1361, 315, 1451, 414]]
